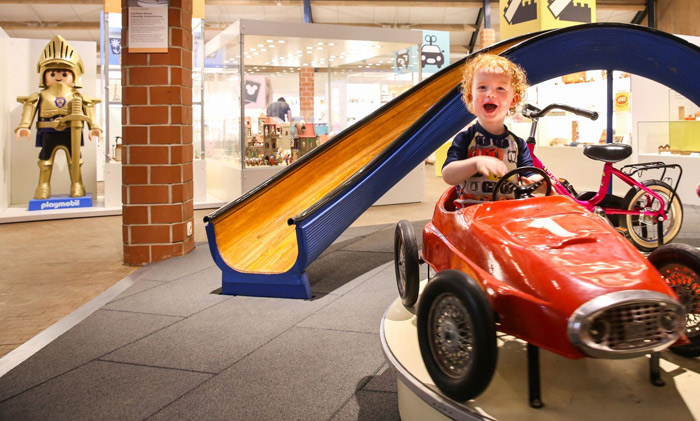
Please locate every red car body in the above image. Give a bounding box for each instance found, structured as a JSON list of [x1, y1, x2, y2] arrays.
[[420, 186, 688, 359]]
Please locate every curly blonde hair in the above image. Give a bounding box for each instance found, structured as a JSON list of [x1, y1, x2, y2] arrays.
[[461, 53, 528, 114]]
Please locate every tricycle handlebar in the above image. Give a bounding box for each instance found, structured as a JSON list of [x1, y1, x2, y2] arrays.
[[522, 103, 598, 121]]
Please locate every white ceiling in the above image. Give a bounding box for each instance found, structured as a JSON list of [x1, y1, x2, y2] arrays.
[[0, 0, 645, 57]]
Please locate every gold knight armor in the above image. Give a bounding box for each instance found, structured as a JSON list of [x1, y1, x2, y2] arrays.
[[15, 35, 101, 200], [17, 83, 100, 134]]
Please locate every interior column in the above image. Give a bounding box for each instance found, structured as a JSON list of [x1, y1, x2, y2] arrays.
[[120, 0, 195, 265]]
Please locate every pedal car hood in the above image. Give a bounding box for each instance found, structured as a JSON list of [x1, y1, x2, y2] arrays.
[[464, 196, 673, 302]]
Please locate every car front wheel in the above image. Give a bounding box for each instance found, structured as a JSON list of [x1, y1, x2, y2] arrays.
[[648, 243, 700, 357], [417, 270, 497, 401]]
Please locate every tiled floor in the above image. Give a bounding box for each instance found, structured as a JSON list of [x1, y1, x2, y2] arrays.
[[0, 166, 447, 359], [0, 186, 698, 420]]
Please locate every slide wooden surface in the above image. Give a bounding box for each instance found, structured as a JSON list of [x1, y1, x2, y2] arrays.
[[210, 43, 518, 275]]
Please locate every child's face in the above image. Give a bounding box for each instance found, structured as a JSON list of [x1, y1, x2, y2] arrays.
[[44, 69, 74, 87], [469, 69, 517, 131]]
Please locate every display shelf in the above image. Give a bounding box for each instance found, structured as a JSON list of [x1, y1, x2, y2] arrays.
[[638, 120, 700, 155]]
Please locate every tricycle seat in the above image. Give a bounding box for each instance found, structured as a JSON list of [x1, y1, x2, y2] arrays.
[[583, 144, 632, 162]]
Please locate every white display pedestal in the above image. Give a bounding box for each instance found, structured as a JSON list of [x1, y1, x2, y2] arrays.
[[380, 291, 700, 421]]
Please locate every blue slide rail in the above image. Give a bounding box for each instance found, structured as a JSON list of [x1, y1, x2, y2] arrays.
[[207, 23, 700, 299]]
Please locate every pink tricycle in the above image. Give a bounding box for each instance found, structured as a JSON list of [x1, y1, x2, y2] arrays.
[[522, 103, 683, 251]]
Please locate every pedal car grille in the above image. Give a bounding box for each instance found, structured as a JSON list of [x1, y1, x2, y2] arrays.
[[568, 290, 684, 358]]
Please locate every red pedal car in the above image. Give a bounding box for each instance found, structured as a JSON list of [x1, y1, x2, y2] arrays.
[[393, 167, 700, 406]]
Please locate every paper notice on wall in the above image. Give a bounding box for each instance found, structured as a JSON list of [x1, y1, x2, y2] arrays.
[[128, 0, 168, 53]]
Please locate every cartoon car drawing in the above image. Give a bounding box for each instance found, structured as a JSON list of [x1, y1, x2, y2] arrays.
[[396, 49, 410, 70], [421, 44, 444, 69], [393, 167, 700, 404]]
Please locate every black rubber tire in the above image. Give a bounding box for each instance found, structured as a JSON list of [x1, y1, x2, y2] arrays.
[[621, 180, 683, 252], [417, 270, 497, 401], [648, 243, 700, 357], [394, 220, 420, 308]]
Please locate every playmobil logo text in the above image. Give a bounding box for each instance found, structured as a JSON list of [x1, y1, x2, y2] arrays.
[[41, 199, 80, 210]]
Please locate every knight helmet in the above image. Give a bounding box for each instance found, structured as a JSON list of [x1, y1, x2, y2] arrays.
[[37, 35, 85, 88]]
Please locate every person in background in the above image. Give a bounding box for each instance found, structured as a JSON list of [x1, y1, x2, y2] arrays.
[[442, 53, 535, 202], [266, 97, 292, 122]]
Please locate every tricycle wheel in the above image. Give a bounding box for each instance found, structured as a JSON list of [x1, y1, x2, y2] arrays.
[[622, 180, 683, 251], [394, 220, 420, 307], [648, 243, 700, 357], [417, 270, 497, 401]]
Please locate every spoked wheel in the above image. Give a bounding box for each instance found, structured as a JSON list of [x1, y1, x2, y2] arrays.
[[622, 180, 683, 251], [648, 243, 700, 357], [394, 220, 420, 308], [417, 270, 497, 401]]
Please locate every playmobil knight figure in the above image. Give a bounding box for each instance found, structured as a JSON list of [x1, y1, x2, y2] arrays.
[[15, 35, 102, 199]]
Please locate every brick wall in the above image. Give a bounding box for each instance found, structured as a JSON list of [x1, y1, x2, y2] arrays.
[[299, 67, 314, 121], [120, 0, 195, 265], [480, 28, 496, 50]]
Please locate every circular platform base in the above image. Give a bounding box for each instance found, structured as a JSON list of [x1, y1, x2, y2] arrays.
[[380, 291, 700, 421]]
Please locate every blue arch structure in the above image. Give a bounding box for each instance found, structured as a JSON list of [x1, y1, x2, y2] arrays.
[[207, 23, 700, 299]]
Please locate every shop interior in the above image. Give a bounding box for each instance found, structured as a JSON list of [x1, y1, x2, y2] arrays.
[[3, 24, 700, 223]]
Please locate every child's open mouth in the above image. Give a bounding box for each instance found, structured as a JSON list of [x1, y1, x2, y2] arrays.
[[483, 103, 497, 112]]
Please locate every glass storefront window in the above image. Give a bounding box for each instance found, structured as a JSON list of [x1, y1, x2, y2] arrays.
[[203, 19, 422, 182]]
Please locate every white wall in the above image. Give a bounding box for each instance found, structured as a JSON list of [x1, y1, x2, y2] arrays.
[[6, 38, 98, 206], [0, 33, 10, 210]]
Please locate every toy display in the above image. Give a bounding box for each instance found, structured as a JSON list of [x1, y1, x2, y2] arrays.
[[244, 115, 292, 166], [15, 35, 102, 199], [243, 115, 326, 167], [393, 179, 699, 406]]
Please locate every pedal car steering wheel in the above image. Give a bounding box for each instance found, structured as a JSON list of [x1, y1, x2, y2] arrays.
[[492, 166, 553, 201]]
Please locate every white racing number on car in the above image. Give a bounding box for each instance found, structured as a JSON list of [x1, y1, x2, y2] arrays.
[[529, 218, 576, 238]]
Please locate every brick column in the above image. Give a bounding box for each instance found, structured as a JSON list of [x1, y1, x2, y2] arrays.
[[480, 28, 496, 50], [121, 0, 195, 265], [299, 67, 314, 121]]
